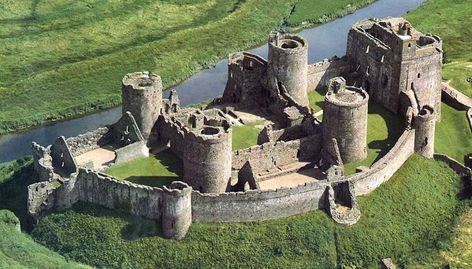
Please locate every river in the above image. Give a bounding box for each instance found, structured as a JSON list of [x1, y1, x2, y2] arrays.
[[0, 0, 424, 163]]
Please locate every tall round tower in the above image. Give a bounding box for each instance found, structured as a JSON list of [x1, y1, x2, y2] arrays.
[[323, 77, 369, 163], [267, 32, 309, 106], [122, 71, 163, 139], [414, 105, 435, 158], [183, 126, 232, 193], [162, 181, 192, 240]]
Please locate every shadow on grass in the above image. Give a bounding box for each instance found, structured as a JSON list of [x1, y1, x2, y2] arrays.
[[69, 202, 163, 241], [125, 150, 183, 188], [0, 157, 35, 229], [367, 102, 403, 164]]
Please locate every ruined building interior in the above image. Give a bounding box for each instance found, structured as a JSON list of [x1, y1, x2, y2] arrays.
[[27, 17, 444, 239]]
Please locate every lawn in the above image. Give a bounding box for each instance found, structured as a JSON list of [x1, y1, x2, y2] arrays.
[[308, 90, 404, 175], [0, 0, 379, 135], [104, 150, 182, 187], [30, 154, 468, 268], [232, 120, 264, 150], [435, 103, 472, 162]]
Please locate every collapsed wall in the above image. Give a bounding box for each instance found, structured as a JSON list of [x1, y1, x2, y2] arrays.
[[232, 133, 322, 175], [307, 57, 350, 91]]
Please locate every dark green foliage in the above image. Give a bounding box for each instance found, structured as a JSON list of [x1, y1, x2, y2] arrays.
[[31, 155, 467, 268], [0, 157, 34, 225], [0, 160, 87, 268]]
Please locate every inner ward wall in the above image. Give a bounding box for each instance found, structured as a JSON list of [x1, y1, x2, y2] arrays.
[[232, 134, 322, 174], [307, 57, 350, 91]]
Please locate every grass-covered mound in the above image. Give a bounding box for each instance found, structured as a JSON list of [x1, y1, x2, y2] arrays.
[[0, 210, 89, 269], [104, 150, 182, 187], [31, 155, 468, 268]]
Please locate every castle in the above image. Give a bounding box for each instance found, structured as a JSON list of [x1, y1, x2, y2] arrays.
[[27, 18, 445, 240]]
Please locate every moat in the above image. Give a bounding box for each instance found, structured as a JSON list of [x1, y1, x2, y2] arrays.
[[0, 0, 424, 163]]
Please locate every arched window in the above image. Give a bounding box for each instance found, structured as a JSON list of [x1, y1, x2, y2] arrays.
[[417, 73, 421, 78]]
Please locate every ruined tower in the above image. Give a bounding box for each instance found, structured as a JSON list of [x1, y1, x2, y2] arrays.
[[323, 77, 369, 163], [413, 105, 435, 158], [122, 71, 163, 139], [162, 181, 192, 240], [267, 32, 309, 106], [347, 18, 442, 118], [183, 126, 232, 193]]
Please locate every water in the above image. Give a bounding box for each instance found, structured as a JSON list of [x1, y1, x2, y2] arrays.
[[0, 0, 424, 162]]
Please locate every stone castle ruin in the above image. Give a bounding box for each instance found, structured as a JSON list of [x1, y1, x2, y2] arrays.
[[27, 18, 454, 240]]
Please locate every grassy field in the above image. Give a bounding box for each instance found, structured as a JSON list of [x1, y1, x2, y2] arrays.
[[435, 103, 472, 162], [0, 210, 89, 269], [0, 0, 378, 135], [104, 150, 182, 187], [232, 120, 264, 150], [308, 90, 403, 174], [30, 155, 468, 268]]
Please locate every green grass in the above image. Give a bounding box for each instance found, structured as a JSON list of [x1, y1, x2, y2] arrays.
[[406, 0, 472, 98], [308, 88, 327, 112], [104, 150, 182, 187], [287, 0, 376, 28], [308, 90, 404, 174], [0, 160, 88, 268], [30, 155, 468, 268], [0, 210, 89, 269], [232, 120, 264, 150], [0, 0, 381, 135], [435, 103, 472, 162]]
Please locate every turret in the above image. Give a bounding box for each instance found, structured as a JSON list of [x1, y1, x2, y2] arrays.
[[162, 181, 192, 240], [122, 72, 163, 139], [267, 32, 309, 106], [414, 105, 435, 158], [183, 126, 232, 193], [323, 77, 369, 163]]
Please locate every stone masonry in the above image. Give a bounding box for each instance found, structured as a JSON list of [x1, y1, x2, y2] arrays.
[[27, 17, 452, 240]]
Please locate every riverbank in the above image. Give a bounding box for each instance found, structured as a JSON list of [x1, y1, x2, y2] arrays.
[[0, 0, 375, 135]]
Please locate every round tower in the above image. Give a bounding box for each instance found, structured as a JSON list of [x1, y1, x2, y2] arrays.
[[162, 181, 192, 240], [414, 105, 435, 158], [323, 77, 369, 163], [267, 32, 308, 106], [122, 71, 163, 139], [183, 126, 232, 193]]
